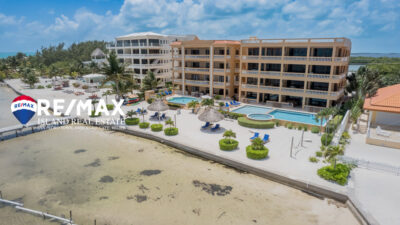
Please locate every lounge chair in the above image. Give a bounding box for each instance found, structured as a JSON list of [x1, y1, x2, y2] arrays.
[[233, 100, 240, 105], [150, 112, 159, 119], [225, 103, 230, 108], [136, 108, 142, 114], [262, 134, 270, 142], [165, 91, 169, 95], [168, 91, 172, 95], [377, 126, 391, 137], [211, 124, 220, 131], [159, 113, 166, 120], [250, 132, 259, 140], [142, 109, 147, 114], [201, 122, 210, 129]]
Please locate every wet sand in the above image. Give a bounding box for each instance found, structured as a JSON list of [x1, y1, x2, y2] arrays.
[[0, 126, 359, 225]]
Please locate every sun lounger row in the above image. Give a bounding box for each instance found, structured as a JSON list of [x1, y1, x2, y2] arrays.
[[225, 100, 241, 107], [136, 108, 147, 114], [201, 122, 220, 131], [150, 112, 167, 120], [250, 132, 269, 142]]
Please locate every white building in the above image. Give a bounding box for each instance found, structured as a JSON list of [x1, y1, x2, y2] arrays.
[[106, 32, 196, 86]]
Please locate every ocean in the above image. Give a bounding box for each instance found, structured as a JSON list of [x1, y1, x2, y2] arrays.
[[0, 52, 35, 59]]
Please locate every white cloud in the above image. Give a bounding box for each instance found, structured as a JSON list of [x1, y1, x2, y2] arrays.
[[0, 13, 22, 26]]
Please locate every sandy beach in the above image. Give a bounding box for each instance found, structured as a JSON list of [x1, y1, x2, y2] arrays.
[[0, 126, 359, 225]]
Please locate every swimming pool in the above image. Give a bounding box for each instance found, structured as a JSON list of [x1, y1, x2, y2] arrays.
[[269, 110, 325, 126], [231, 105, 273, 115], [167, 96, 199, 105], [248, 114, 274, 121], [232, 105, 325, 126]]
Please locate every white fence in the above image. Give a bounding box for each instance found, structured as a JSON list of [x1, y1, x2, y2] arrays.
[[331, 110, 350, 146], [338, 155, 400, 176]]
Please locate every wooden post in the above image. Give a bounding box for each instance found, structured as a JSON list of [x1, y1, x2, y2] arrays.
[[174, 114, 177, 128], [69, 210, 72, 222], [94, 219, 97, 225], [0, 190, 2, 198], [290, 137, 294, 158], [301, 130, 304, 147]]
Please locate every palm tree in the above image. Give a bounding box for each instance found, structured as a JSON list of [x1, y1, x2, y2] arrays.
[[102, 51, 130, 101], [315, 107, 335, 134], [251, 137, 264, 150], [201, 98, 214, 107], [324, 145, 344, 168], [223, 130, 236, 144], [102, 90, 113, 104], [165, 118, 174, 128], [188, 100, 199, 113], [89, 61, 99, 73], [126, 110, 137, 119], [142, 71, 160, 91]]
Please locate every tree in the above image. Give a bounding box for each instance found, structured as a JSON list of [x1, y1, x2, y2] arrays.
[[315, 107, 337, 135], [126, 110, 137, 118], [201, 98, 214, 107], [188, 100, 199, 113], [324, 145, 344, 168], [102, 51, 130, 100], [223, 130, 236, 144], [22, 73, 38, 88], [165, 118, 174, 128], [251, 137, 264, 150], [89, 61, 99, 73], [102, 90, 113, 104], [142, 71, 160, 91]]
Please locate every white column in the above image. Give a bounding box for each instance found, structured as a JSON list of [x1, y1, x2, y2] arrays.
[[181, 46, 185, 95], [210, 45, 214, 97]]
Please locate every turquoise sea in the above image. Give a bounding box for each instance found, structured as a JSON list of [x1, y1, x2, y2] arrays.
[[0, 52, 35, 58]]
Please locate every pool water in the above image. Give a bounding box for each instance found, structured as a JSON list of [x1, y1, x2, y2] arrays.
[[168, 96, 199, 105], [248, 114, 273, 121], [269, 110, 325, 126], [231, 105, 273, 115]]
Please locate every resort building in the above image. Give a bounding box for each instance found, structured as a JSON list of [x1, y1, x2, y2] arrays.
[[171, 37, 351, 110], [171, 38, 241, 98], [239, 37, 351, 111], [107, 32, 196, 86], [364, 84, 400, 149]]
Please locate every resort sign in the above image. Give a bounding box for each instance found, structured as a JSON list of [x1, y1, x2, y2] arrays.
[[11, 95, 125, 125]]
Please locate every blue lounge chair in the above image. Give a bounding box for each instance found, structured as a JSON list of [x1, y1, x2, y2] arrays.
[[136, 108, 142, 114], [165, 91, 169, 95], [225, 102, 229, 108], [201, 122, 210, 129], [230, 101, 235, 106], [159, 113, 166, 120], [143, 109, 147, 114], [211, 124, 220, 131], [250, 132, 259, 140], [168, 91, 172, 95], [262, 134, 269, 142], [233, 100, 240, 105], [150, 112, 159, 119]]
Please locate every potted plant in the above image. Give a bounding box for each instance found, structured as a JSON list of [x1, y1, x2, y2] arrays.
[[188, 100, 199, 114], [164, 118, 178, 136], [219, 130, 239, 151], [246, 137, 269, 159], [125, 110, 139, 125]]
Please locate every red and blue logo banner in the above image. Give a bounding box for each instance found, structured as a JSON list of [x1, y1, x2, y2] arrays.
[[10, 95, 37, 125]]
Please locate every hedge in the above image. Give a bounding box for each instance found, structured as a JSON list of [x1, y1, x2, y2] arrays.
[[37, 85, 45, 89], [321, 133, 333, 146], [326, 115, 343, 133], [219, 139, 239, 151], [309, 157, 318, 163], [246, 145, 269, 159], [311, 126, 320, 133], [106, 104, 114, 111], [125, 117, 140, 125], [238, 117, 275, 129], [151, 124, 163, 132], [164, 127, 179, 136], [219, 110, 245, 120], [139, 122, 150, 129], [167, 102, 182, 109], [317, 163, 352, 185]]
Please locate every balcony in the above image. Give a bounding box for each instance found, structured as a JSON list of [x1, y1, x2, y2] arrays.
[[173, 79, 183, 84], [283, 72, 305, 78], [173, 54, 182, 58], [174, 67, 182, 71], [235, 68, 240, 73], [185, 67, 209, 72], [241, 84, 258, 89], [306, 90, 329, 96], [309, 57, 332, 62], [261, 56, 281, 61], [334, 57, 349, 62], [242, 70, 258, 75], [332, 73, 346, 80], [242, 56, 259, 60], [214, 55, 225, 59], [214, 82, 229, 87], [259, 86, 280, 91], [307, 73, 331, 79], [213, 68, 231, 73], [234, 81, 239, 86], [330, 89, 344, 97], [282, 87, 305, 94], [185, 55, 210, 60], [118, 54, 168, 59], [260, 71, 281, 77], [284, 56, 308, 61], [185, 80, 209, 85]]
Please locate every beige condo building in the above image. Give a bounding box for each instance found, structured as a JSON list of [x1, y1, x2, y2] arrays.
[[172, 37, 351, 111]]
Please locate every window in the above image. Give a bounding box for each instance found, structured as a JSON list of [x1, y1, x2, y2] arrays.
[[248, 48, 259, 56], [287, 48, 307, 56], [248, 63, 258, 70], [313, 48, 333, 57]]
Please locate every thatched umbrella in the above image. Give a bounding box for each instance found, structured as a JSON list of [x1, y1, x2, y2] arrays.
[[147, 99, 169, 121], [198, 107, 224, 123]]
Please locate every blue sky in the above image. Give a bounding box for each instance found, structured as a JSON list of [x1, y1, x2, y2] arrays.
[[0, 0, 399, 53]]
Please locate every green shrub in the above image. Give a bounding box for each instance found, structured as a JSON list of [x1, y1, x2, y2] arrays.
[[246, 145, 269, 159], [82, 85, 88, 89], [274, 120, 280, 127], [321, 133, 333, 146], [309, 157, 318, 163], [326, 115, 343, 133], [90, 110, 101, 117], [317, 163, 352, 185], [164, 127, 179, 136], [219, 102, 225, 107], [219, 110, 244, 119], [167, 102, 182, 109], [37, 85, 45, 89], [106, 104, 114, 111], [219, 139, 239, 151], [238, 117, 275, 129], [125, 117, 140, 125], [72, 83, 80, 88], [214, 95, 221, 100], [139, 122, 150, 129], [316, 151, 323, 157], [342, 131, 350, 140], [287, 123, 293, 129], [147, 98, 154, 104], [151, 124, 163, 132], [297, 126, 302, 130], [303, 126, 308, 131], [46, 84, 52, 88], [311, 126, 320, 133]]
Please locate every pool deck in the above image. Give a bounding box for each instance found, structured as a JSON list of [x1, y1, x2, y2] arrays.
[[5, 78, 400, 225]]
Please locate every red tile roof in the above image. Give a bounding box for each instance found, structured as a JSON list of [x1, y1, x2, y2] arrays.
[[213, 40, 240, 45], [171, 41, 181, 45], [363, 84, 400, 113]]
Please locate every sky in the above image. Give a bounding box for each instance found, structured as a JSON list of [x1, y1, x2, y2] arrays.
[[0, 0, 399, 53]]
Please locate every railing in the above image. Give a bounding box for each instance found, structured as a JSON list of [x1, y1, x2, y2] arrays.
[[259, 86, 280, 91], [173, 54, 182, 58], [173, 67, 182, 71], [118, 54, 167, 58], [283, 72, 305, 78], [282, 87, 304, 93], [304, 105, 324, 113], [235, 55, 240, 59], [226, 55, 231, 59], [214, 55, 225, 59], [214, 82, 228, 87], [185, 67, 209, 72], [332, 73, 346, 80], [332, 110, 350, 146], [261, 56, 281, 60], [242, 56, 259, 60], [284, 56, 307, 61], [185, 55, 209, 59], [235, 68, 240, 73], [306, 90, 328, 95], [234, 81, 239, 86], [334, 57, 349, 62], [213, 68, 225, 73], [309, 57, 332, 62], [241, 84, 258, 89], [185, 80, 209, 85], [307, 74, 331, 79], [242, 70, 258, 75], [260, 71, 281, 76], [337, 155, 400, 176], [330, 89, 344, 96], [173, 79, 183, 84]]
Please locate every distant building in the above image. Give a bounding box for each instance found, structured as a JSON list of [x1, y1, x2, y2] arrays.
[[83, 48, 107, 66], [106, 32, 196, 86]]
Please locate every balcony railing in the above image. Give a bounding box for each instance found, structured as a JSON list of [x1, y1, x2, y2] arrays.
[[309, 57, 332, 62], [234, 81, 239, 86], [306, 90, 329, 95], [213, 68, 224, 73], [242, 70, 258, 75], [284, 56, 307, 61], [235, 68, 240, 73], [185, 67, 209, 72], [214, 82, 229, 87], [282, 87, 305, 93], [307, 73, 331, 79], [242, 56, 259, 60], [214, 55, 224, 59], [260, 71, 281, 76], [261, 56, 281, 60], [330, 89, 344, 96], [185, 80, 209, 85], [118, 54, 168, 58], [241, 84, 258, 89], [173, 54, 182, 58], [259, 86, 280, 91], [173, 67, 182, 71], [173, 79, 183, 84], [334, 57, 349, 62], [185, 55, 210, 59], [332, 73, 346, 80], [283, 72, 305, 78]]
